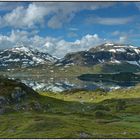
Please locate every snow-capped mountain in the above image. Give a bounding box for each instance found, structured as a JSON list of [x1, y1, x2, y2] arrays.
[[0, 45, 57, 69], [57, 43, 140, 67]]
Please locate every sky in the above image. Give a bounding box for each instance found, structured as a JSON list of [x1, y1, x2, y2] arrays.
[[0, 2, 140, 58]]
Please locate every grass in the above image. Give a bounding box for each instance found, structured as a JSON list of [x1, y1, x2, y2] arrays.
[[0, 105, 140, 139], [0, 106, 140, 138], [1, 55, 140, 138], [40, 85, 140, 103], [0, 84, 140, 138]]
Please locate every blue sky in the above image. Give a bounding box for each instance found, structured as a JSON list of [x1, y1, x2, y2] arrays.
[[0, 2, 140, 57]]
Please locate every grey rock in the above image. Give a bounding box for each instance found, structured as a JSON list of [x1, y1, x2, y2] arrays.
[[79, 132, 91, 138], [0, 96, 6, 105], [11, 87, 26, 102], [0, 108, 5, 115]]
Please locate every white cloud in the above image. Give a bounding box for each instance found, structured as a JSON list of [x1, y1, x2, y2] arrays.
[[111, 30, 133, 44], [0, 2, 25, 11], [0, 35, 14, 49], [1, 4, 47, 28], [43, 34, 105, 58], [87, 16, 134, 25], [68, 28, 79, 31], [112, 31, 121, 36], [0, 30, 105, 58], [0, 2, 115, 29], [119, 36, 128, 43], [0, 30, 45, 49], [67, 32, 78, 38], [0, 29, 131, 58]]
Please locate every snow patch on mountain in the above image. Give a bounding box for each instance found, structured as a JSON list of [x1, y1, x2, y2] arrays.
[[110, 59, 121, 64], [57, 43, 140, 67], [126, 61, 140, 66], [116, 48, 126, 52], [134, 49, 140, 54], [109, 49, 116, 53], [104, 43, 114, 46], [10, 46, 31, 53], [0, 45, 57, 68]]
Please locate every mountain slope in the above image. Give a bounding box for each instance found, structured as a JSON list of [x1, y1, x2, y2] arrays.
[[0, 76, 72, 114], [1, 76, 140, 138], [0, 76, 41, 113], [57, 43, 140, 68], [0, 45, 57, 69]]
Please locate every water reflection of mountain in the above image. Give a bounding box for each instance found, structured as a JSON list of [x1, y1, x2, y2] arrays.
[[6, 72, 140, 92]]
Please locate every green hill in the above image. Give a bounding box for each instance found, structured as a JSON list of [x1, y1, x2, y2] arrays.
[[0, 77, 140, 138]]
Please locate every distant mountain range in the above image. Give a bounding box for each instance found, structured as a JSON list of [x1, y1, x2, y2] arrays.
[[57, 43, 140, 67], [0, 44, 57, 69], [1, 43, 140, 92], [0, 43, 140, 72]]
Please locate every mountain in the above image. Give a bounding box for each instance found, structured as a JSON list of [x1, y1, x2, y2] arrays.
[[0, 76, 42, 114], [57, 43, 140, 67], [1, 43, 140, 72], [0, 44, 57, 69]]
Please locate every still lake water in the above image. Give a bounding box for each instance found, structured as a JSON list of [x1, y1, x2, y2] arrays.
[[7, 73, 139, 92]]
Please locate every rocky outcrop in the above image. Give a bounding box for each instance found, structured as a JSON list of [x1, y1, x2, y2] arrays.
[[0, 77, 42, 114], [11, 87, 26, 102]]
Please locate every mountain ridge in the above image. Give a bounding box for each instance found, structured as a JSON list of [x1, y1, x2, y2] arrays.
[[56, 43, 140, 67], [0, 44, 57, 69], [1, 43, 140, 71]]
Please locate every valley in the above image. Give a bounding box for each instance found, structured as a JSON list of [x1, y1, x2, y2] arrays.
[[1, 43, 140, 92], [1, 1, 140, 138], [1, 64, 140, 92], [0, 76, 140, 138], [0, 43, 140, 138]]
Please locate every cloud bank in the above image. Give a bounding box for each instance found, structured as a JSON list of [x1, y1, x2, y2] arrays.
[[86, 16, 135, 25], [0, 29, 130, 58], [0, 2, 138, 58], [0, 30, 105, 57], [0, 2, 115, 29]]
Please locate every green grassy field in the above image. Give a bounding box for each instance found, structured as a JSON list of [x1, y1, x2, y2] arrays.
[[1, 110, 140, 138], [40, 85, 140, 103], [0, 85, 140, 138]]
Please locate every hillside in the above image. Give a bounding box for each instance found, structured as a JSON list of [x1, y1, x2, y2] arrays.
[[0, 76, 42, 114], [0, 77, 140, 138], [0, 1, 140, 139], [56, 43, 140, 73]]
